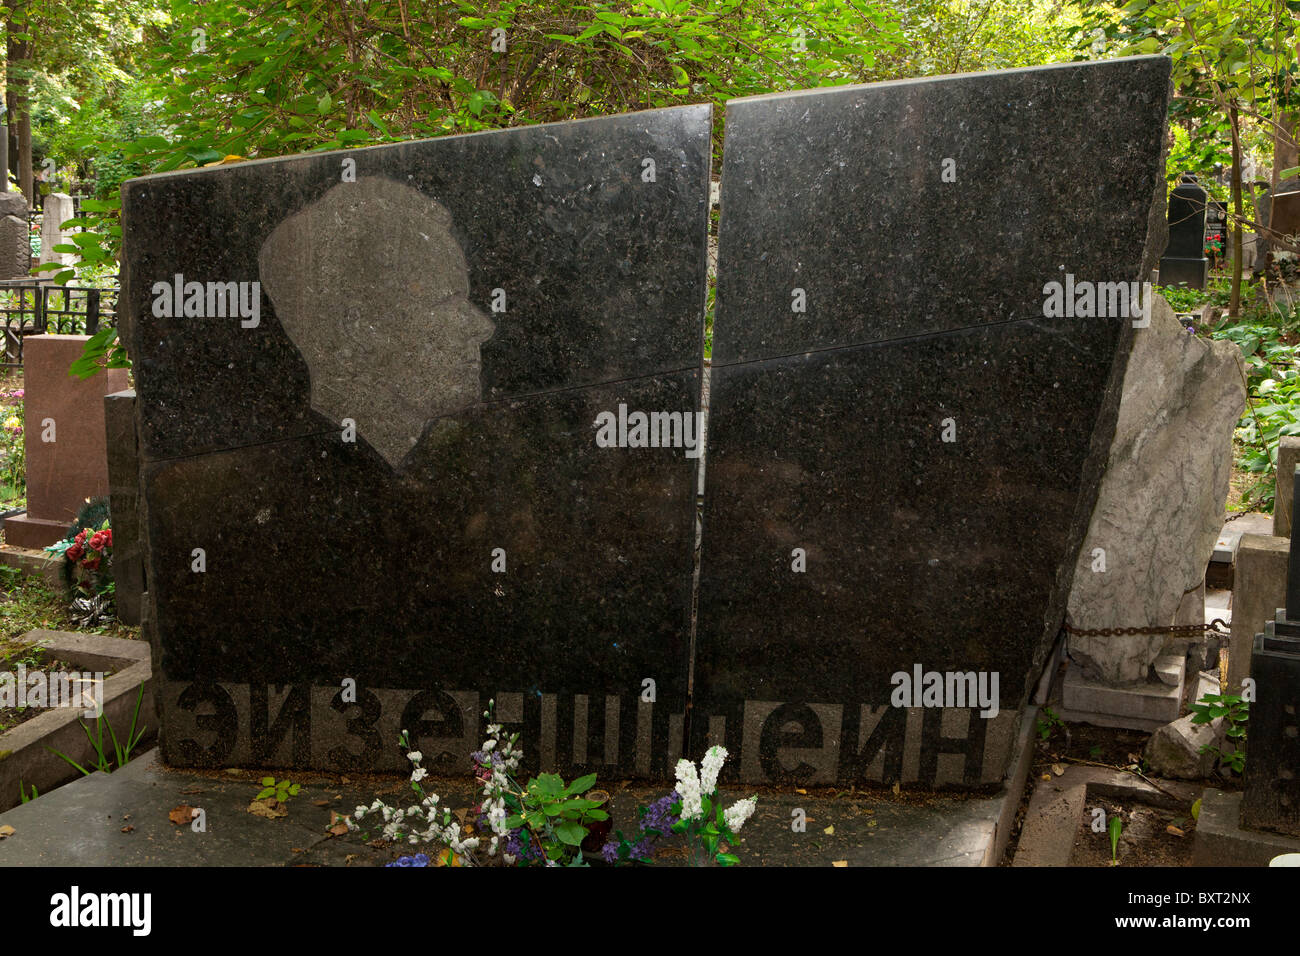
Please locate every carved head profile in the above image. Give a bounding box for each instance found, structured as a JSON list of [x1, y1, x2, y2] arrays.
[[259, 176, 494, 468]]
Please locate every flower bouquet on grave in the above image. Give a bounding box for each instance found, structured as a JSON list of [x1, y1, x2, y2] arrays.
[[44, 497, 116, 626], [349, 700, 612, 867]]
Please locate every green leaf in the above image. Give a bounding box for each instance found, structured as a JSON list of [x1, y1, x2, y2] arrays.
[[554, 820, 587, 846], [184, 146, 224, 166], [716, 852, 740, 865], [566, 773, 598, 795], [261, 777, 276, 786]]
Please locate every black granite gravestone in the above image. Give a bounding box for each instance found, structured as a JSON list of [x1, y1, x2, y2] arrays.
[[120, 106, 712, 778], [1241, 465, 1300, 837], [1205, 200, 1227, 249], [1160, 172, 1209, 289], [124, 60, 1175, 791], [694, 57, 1171, 787]]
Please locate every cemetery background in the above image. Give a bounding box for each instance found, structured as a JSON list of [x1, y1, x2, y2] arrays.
[[0, 0, 1293, 871]]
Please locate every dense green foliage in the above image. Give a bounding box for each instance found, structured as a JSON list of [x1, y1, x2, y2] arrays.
[[11, 0, 1300, 392]]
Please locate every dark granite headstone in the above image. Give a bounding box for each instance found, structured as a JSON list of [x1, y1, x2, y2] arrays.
[[1160, 173, 1209, 288], [1205, 199, 1227, 263], [695, 57, 1171, 787], [121, 105, 712, 778], [104, 389, 143, 626]]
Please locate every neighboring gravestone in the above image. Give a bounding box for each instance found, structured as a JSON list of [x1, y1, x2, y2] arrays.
[[1159, 173, 1209, 288], [1065, 293, 1244, 685], [1241, 465, 1300, 838], [0, 190, 28, 279], [1269, 189, 1300, 249], [37, 192, 75, 269], [695, 57, 1171, 787], [1205, 199, 1227, 264], [2, 335, 130, 547], [120, 105, 712, 777]]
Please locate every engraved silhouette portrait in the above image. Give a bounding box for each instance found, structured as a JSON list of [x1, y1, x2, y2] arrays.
[[258, 176, 494, 468]]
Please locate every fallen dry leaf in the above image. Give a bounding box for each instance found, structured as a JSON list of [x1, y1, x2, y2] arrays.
[[823, 825, 835, 835], [891, 781, 901, 796], [1166, 825, 1185, 837], [0, 824, 15, 838], [247, 798, 288, 819], [312, 799, 330, 807], [168, 805, 196, 826], [795, 788, 807, 795], [345, 854, 358, 865], [179, 787, 204, 795], [120, 825, 134, 833], [327, 824, 349, 837], [1040, 773, 1052, 781], [831, 860, 848, 867], [1051, 763, 1065, 776]]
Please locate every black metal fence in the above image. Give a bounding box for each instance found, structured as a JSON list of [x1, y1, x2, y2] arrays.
[[0, 281, 118, 367]]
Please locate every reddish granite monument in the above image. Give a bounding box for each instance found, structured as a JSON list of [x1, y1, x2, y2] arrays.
[[3, 334, 129, 548]]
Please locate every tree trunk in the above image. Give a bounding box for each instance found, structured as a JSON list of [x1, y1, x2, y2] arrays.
[[4, 0, 34, 207], [1230, 105, 1243, 319]]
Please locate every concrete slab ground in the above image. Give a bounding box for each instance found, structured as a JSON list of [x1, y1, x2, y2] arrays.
[[1012, 765, 1201, 867], [0, 733, 1030, 867], [1193, 789, 1300, 867]]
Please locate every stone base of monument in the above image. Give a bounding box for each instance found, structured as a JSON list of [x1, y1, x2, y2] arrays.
[[1057, 656, 1185, 731], [2, 513, 79, 550], [1192, 789, 1300, 866], [0, 630, 153, 814], [0, 543, 63, 589], [0, 706, 1041, 867], [1158, 256, 1209, 289]]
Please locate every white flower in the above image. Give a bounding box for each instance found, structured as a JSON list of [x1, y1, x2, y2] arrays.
[[406, 751, 422, 763], [700, 745, 727, 795], [410, 767, 428, 783], [354, 806, 367, 819], [675, 758, 703, 821], [483, 739, 496, 752], [724, 796, 758, 833]]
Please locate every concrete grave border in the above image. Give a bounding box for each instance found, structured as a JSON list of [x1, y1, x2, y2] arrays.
[[0, 629, 153, 813]]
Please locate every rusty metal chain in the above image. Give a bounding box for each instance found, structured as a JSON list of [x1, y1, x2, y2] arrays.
[[1063, 619, 1230, 638]]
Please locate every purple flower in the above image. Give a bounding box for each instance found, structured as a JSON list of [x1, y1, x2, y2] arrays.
[[385, 853, 430, 867], [601, 841, 619, 863], [641, 790, 679, 834]]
